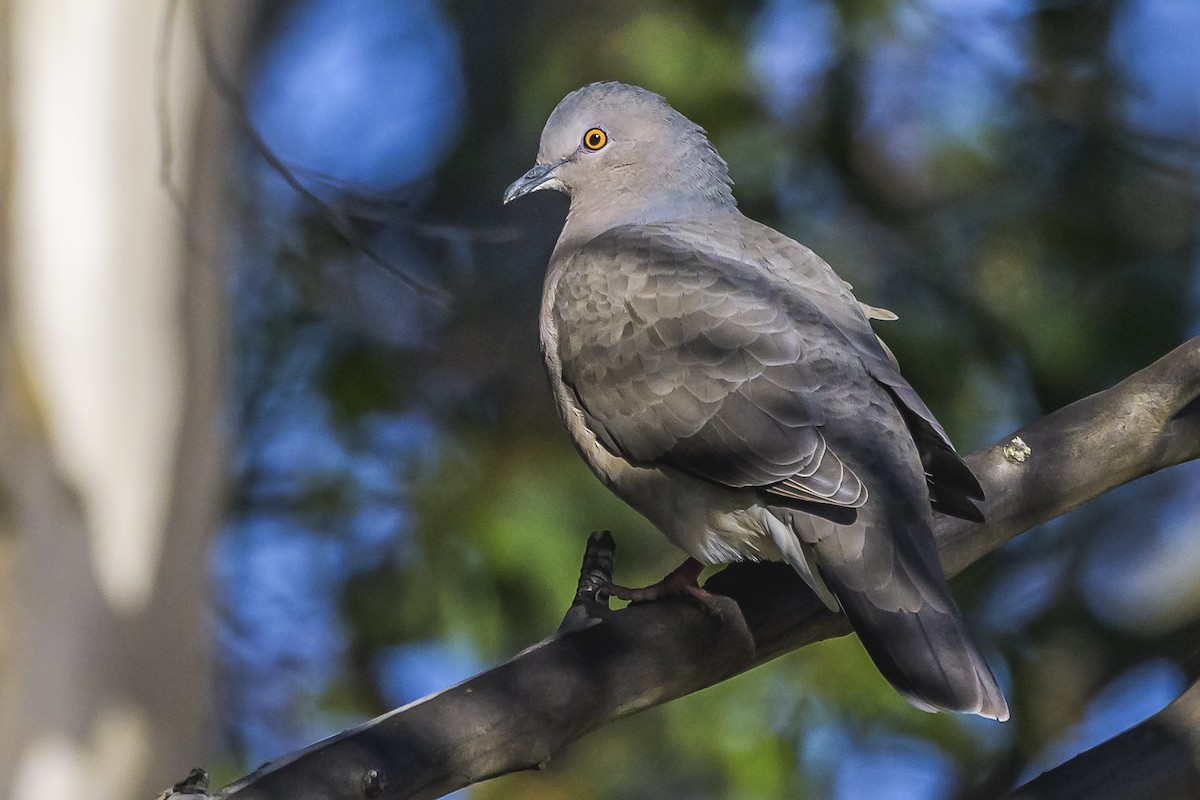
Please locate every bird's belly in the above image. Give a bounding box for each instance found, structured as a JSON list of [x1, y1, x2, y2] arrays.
[[683, 505, 787, 565], [598, 451, 785, 566], [545, 350, 782, 565]]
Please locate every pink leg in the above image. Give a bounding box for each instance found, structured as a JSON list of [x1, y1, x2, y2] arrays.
[[606, 557, 719, 605]]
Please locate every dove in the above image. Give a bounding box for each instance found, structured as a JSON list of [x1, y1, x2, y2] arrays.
[[504, 82, 1007, 720]]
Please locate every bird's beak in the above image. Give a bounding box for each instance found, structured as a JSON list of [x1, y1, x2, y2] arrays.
[[503, 160, 564, 204]]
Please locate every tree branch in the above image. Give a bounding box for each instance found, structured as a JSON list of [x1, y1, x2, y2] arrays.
[[169, 338, 1200, 800], [1002, 632, 1200, 800]]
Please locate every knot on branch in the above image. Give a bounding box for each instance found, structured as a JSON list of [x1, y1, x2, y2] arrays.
[[1003, 436, 1032, 463], [157, 768, 212, 800], [557, 530, 617, 634]]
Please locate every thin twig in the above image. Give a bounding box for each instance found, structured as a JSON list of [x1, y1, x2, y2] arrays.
[[189, 0, 453, 305]]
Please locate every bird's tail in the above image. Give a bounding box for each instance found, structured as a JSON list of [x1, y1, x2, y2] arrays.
[[801, 510, 1009, 721]]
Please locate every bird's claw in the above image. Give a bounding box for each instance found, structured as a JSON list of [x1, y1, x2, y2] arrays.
[[604, 557, 724, 615]]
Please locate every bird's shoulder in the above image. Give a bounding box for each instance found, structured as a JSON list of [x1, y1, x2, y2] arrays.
[[552, 219, 842, 334], [554, 219, 767, 298]]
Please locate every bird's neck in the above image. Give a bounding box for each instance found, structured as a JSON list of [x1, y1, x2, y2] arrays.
[[557, 191, 736, 251]]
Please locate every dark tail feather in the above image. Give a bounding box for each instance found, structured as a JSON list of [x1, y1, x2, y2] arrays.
[[833, 578, 1010, 720], [921, 445, 986, 522], [811, 514, 1009, 721]]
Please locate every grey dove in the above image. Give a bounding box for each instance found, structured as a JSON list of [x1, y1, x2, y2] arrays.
[[504, 82, 1009, 721]]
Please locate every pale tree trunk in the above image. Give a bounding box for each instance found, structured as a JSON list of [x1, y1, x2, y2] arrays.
[[0, 3, 248, 798]]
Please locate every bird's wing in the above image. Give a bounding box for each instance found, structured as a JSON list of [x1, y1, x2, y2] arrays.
[[552, 225, 868, 508], [728, 221, 986, 520]]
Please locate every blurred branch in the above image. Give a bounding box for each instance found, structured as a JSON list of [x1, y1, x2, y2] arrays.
[[187, 0, 453, 305], [168, 337, 1200, 800], [268, 164, 523, 246], [1002, 633, 1200, 800]]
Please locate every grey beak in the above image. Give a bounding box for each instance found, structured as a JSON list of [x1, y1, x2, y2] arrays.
[[503, 160, 564, 204]]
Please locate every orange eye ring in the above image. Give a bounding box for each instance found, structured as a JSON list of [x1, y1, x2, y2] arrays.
[[583, 127, 608, 151]]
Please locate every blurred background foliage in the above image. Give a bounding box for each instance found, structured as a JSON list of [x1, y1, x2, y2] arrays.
[[210, 0, 1199, 797]]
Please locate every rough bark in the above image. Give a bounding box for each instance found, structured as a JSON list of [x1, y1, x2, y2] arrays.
[[173, 337, 1200, 800]]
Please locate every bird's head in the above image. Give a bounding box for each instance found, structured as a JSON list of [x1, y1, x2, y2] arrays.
[[503, 82, 735, 227]]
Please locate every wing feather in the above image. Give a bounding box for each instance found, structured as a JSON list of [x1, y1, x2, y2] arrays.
[[554, 225, 867, 507]]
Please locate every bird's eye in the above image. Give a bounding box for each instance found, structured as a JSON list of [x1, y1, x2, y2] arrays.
[[583, 128, 608, 151]]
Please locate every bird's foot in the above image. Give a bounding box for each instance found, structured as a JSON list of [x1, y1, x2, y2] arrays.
[[606, 557, 720, 609]]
